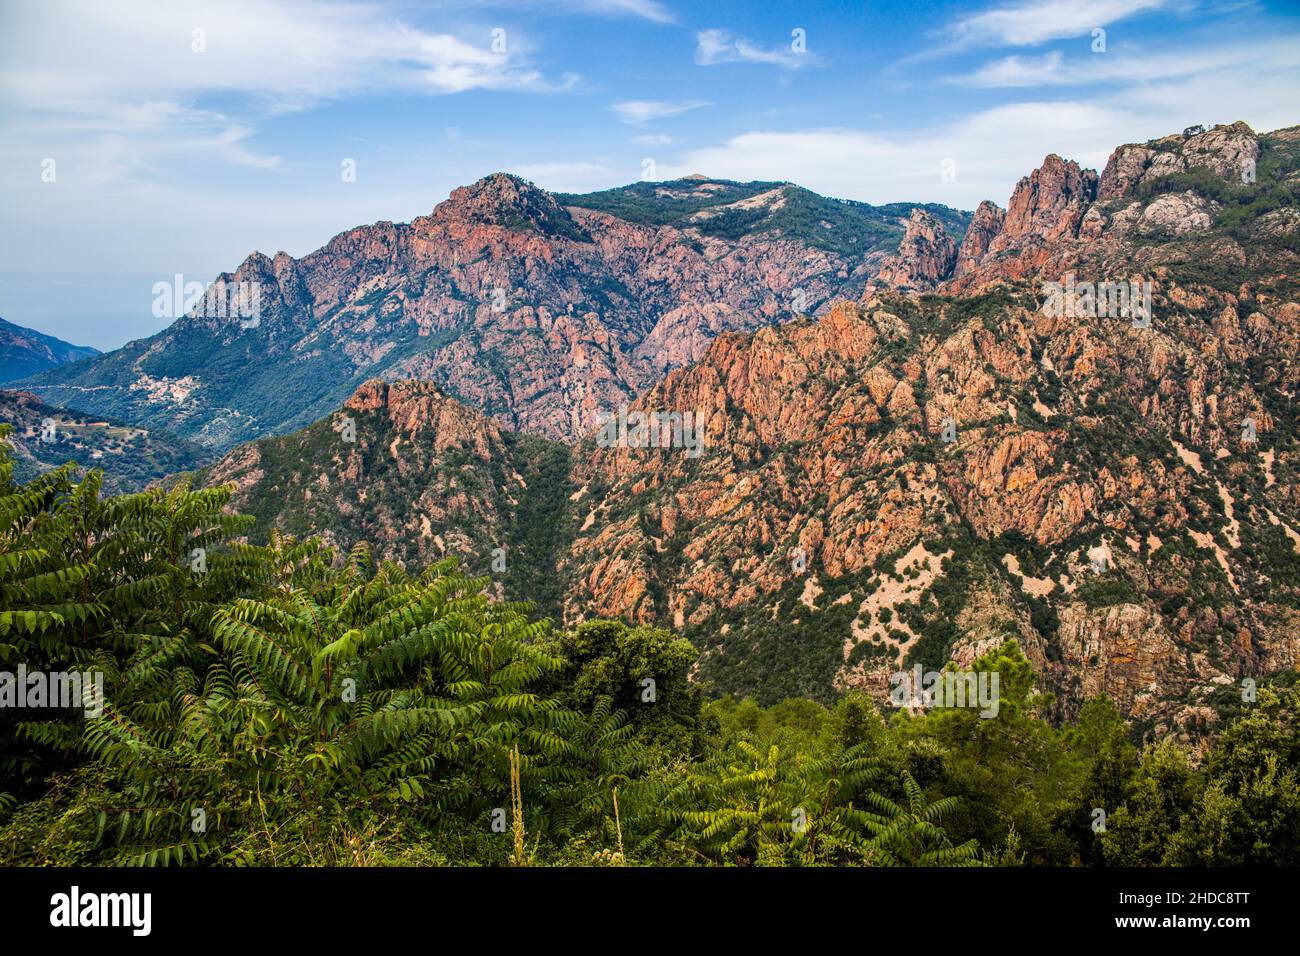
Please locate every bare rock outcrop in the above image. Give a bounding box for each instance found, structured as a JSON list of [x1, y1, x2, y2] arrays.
[[990, 154, 1098, 252], [1099, 121, 1260, 199], [871, 209, 958, 290], [953, 201, 1006, 277]]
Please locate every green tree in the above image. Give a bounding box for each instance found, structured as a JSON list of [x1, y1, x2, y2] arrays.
[[1098, 739, 1198, 866], [842, 769, 981, 866], [541, 618, 702, 754], [1173, 688, 1300, 865], [893, 640, 1079, 864], [1060, 696, 1138, 865]]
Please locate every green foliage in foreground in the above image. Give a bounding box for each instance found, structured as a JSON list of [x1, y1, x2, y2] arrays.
[[0, 430, 1296, 866]]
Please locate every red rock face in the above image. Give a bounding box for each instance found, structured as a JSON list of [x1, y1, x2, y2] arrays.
[[992, 154, 1098, 251], [953, 201, 1006, 277], [947, 122, 1287, 295], [343, 378, 506, 457], [871, 209, 958, 291], [1099, 121, 1261, 199], [940, 155, 1093, 288], [555, 120, 1300, 724], [561, 269, 1300, 729]]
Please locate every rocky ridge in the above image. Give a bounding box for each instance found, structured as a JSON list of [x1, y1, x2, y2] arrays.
[[19, 176, 968, 450], [198, 377, 571, 617]]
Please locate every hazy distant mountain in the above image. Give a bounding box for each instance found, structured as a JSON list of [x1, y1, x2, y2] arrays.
[[0, 316, 98, 382]]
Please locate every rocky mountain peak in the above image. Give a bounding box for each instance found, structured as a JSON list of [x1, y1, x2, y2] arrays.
[[945, 120, 1289, 295], [995, 153, 1099, 248], [953, 200, 1006, 277], [231, 250, 276, 283], [344, 377, 400, 412], [202, 248, 310, 329], [344, 378, 505, 455], [452, 171, 542, 204], [1099, 120, 1261, 199], [430, 172, 583, 238]]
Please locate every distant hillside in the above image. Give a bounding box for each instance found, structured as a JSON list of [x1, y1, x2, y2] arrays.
[[0, 389, 209, 492], [0, 316, 98, 382], [558, 178, 972, 258]]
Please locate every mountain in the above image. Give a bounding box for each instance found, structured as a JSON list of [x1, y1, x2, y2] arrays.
[[0, 389, 208, 492], [83, 119, 1300, 738], [558, 121, 1300, 734], [195, 378, 572, 619], [561, 274, 1300, 736], [15, 174, 970, 452], [0, 317, 98, 382]]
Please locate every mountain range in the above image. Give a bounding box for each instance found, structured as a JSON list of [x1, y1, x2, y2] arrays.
[[7, 120, 1300, 739], [12, 175, 969, 449]]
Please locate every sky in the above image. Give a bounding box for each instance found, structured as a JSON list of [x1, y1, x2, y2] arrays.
[[0, 0, 1297, 351]]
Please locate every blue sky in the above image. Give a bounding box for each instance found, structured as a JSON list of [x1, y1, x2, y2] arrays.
[[1, 0, 1297, 350]]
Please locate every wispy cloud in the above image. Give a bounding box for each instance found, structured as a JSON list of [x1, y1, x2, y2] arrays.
[[653, 104, 1120, 210], [950, 35, 1300, 87], [655, 40, 1298, 211], [610, 100, 709, 124], [1, 0, 569, 109], [7, 101, 285, 186], [955, 51, 1067, 86], [694, 28, 815, 69], [633, 133, 673, 145], [546, 0, 676, 24], [947, 0, 1174, 49]]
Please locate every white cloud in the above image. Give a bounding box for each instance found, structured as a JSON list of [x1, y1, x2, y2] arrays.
[[694, 28, 813, 69], [948, 0, 1174, 49], [4, 100, 285, 187], [653, 104, 1125, 210], [958, 51, 1067, 87], [547, 0, 676, 24], [610, 100, 709, 125], [0, 0, 565, 109], [0, 0, 575, 186], [953, 36, 1300, 87], [655, 74, 1295, 211], [661, 23, 1299, 210]]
